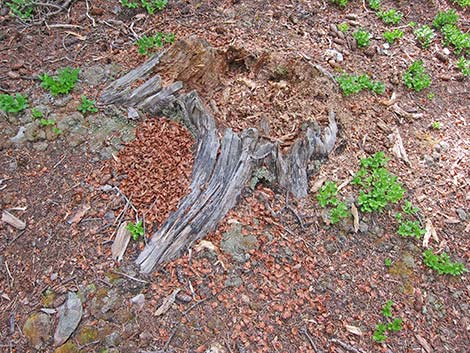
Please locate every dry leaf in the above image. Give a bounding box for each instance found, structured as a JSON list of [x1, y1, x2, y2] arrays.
[[415, 334, 432, 353], [423, 219, 439, 248], [155, 289, 180, 316], [310, 176, 327, 194], [194, 240, 217, 253], [67, 204, 90, 224], [380, 91, 396, 106], [111, 222, 131, 262], [389, 128, 411, 167], [351, 203, 359, 233], [345, 324, 363, 336], [2, 210, 26, 230]]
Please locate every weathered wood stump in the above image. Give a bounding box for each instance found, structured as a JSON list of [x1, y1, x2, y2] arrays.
[[100, 36, 338, 273]]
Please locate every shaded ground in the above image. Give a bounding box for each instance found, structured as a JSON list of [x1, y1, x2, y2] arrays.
[[1, 0, 469, 353]]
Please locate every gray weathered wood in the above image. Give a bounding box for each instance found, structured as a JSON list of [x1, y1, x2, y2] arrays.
[[100, 37, 338, 273]]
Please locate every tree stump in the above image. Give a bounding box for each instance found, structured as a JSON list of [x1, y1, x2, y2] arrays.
[[100, 36, 338, 273]]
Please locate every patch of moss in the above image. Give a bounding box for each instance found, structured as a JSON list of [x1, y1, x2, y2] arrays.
[[76, 326, 99, 345], [41, 289, 56, 307], [54, 342, 79, 353]]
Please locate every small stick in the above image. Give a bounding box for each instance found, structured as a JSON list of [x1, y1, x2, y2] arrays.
[[85, 0, 96, 27], [300, 327, 322, 353], [330, 338, 368, 353], [111, 270, 149, 284]]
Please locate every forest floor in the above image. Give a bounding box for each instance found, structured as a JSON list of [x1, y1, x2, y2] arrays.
[[0, 0, 469, 352]]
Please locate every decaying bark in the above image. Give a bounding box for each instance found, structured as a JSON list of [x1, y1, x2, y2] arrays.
[[100, 36, 338, 273]]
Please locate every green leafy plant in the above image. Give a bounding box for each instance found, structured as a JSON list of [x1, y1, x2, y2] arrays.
[[384, 258, 392, 267], [329, 202, 349, 224], [336, 73, 385, 96], [353, 29, 371, 47], [382, 300, 394, 318], [373, 301, 403, 343], [39, 118, 56, 127], [408, 21, 417, 28], [136, 32, 175, 55], [451, 0, 469, 7], [427, 92, 435, 100], [31, 107, 44, 119], [317, 181, 339, 207], [457, 56, 470, 76], [77, 95, 98, 114], [414, 25, 435, 48], [0, 93, 28, 113], [330, 0, 349, 7], [377, 9, 403, 25], [383, 29, 404, 44], [397, 219, 425, 238], [316, 181, 349, 224], [127, 220, 145, 241], [5, 0, 34, 20], [352, 152, 405, 212], [430, 121, 441, 130], [337, 22, 349, 33], [402, 200, 419, 215], [368, 0, 381, 11], [387, 318, 403, 332], [433, 9, 459, 29], [441, 24, 470, 55], [373, 323, 388, 342], [423, 249, 468, 276], [39, 67, 80, 96], [120, 0, 168, 13], [403, 60, 431, 92]]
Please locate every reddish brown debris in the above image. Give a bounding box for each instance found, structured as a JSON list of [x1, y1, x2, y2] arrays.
[[114, 117, 194, 228]]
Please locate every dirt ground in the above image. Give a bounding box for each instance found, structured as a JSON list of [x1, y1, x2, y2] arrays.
[[1, 0, 469, 352]]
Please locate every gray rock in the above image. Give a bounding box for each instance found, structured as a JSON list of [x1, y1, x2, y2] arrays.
[[423, 155, 434, 167], [54, 292, 83, 346], [224, 275, 243, 287], [10, 126, 26, 143], [24, 121, 46, 142], [456, 208, 467, 221], [80, 65, 108, 87], [33, 141, 49, 152], [439, 141, 450, 151], [131, 294, 145, 309], [52, 95, 72, 107], [220, 224, 259, 263], [54, 112, 84, 132], [402, 253, 416, 268], [23, 313, 51, 350], [325, 48, 344, 62], [432, 151, 441, 161], [358, 221, 369, 234], [105, 332, 122, 347]]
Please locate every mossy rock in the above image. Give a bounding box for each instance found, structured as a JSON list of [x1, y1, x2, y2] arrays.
[[54, 342, 79, 353], [76, 326, 99, 345]]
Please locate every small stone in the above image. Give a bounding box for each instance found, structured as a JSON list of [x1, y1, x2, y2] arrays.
[[325, 49, 344, 62], [439, 141, 450, 152], [443, 48, 451, 55], [50, 273, 58, 281], [383, 43, 390, 50], [54, 342, 79, 353], [423, 155, 434, 167], [23, 313, 51, 350], [54, 292, 83, 346], [33, 141, 49, 152], [402, 253, 416, 269], [358, 221, 369, 234], [224, 276, 243, 288], [10, 126, 26, 144], [105, 332, 121, 347], [432, 151, 441, 161], [130, 293, 145, 309], [456, 208, 467, 221]]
